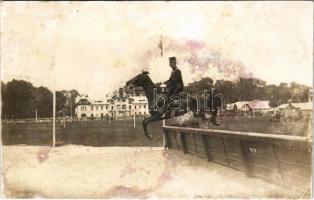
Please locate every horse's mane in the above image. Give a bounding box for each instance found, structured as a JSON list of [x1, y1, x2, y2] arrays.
[[144, 73, 155, 88]]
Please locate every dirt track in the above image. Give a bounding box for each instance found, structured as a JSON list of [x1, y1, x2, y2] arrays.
[[1, 145, 296, 199]]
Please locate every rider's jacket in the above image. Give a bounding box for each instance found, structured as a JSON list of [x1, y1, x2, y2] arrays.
[[164, 67, 184, 94]]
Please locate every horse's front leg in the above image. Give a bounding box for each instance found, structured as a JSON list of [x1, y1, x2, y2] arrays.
[[142, 117, 152, 140], [142, 113, 162, 140]]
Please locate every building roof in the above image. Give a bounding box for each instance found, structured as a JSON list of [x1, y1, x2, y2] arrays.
[[129, 96, 148, 104], [76, 98, 91, 106], [227, 101, 250, 110], [249, 100, 270, 110], [227, 100, 271, 110]]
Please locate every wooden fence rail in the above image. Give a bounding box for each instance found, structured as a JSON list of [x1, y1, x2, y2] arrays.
[[162, 125, 312, 193]]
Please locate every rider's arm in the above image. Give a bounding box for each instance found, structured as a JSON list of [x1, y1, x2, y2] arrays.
[[167, 70, 181, 86], [164, 77, 172, 85]]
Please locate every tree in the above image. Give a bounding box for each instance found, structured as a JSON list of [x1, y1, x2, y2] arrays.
[[34, 87, 53, 117], [214, 80, 236, 103], [5, 79, 36, 119], [184, 77, 214, 94], [56, 89, 80, 117], [1, 79, 82, 119], [68, 90, 80, 117], [56, 91, 67, 117], [1, 81, 7, 118], [235, 78, 256, 101], [184, 77, 311, 108]]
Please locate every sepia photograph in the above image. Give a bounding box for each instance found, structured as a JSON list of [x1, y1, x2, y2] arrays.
[[0, 1, 313, 199]]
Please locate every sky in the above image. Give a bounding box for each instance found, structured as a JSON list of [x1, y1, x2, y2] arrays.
[[1, 1, 313, 99]]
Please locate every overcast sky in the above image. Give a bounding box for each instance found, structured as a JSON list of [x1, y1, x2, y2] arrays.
[[1, 1, 313, 99]]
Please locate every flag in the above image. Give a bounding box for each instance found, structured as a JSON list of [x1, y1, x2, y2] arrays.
[[158, 34, 163, 57]]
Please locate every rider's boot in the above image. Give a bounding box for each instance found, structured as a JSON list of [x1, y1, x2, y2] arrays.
[[163, 108, 171, 118]]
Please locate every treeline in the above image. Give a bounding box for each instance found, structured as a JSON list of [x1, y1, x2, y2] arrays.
[[1, 77, 311, 119], [184, 77, 311, 107], [1, 79, 80, 119]]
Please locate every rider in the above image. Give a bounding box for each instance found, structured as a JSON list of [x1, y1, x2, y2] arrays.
[[164, 57, 184, 95], [163, 57, 184, 116]]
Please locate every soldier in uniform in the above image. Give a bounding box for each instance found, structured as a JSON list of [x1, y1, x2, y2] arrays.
[[162, 57, 184, 116], [164, 57, 184, 95]]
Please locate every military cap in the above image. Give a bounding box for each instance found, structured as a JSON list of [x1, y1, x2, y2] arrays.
[[169, 57, 176, 63]]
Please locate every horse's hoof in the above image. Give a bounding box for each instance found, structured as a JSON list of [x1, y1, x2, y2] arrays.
[[213, 122, 220, 126], [144, 134, 152, 140]]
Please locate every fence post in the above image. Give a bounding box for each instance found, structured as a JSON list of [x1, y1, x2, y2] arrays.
[[202, 135, 212, 162], [180, 132, 187, 154], [192, 134, 199, 156], [163, 130, 171, 149], [239, 140, 253, 177], [221, 137, 230, 165], [35, 109, 38, 123]]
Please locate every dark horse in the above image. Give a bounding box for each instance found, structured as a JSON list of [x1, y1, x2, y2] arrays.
[[126, 71, 222, 140]]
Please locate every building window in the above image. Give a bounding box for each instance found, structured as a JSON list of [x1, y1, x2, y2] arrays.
[[81, 106, 86, 111], [91, 106, 93, 111], [129, 105, 131, 109], [106, 105, 108, 110], [135, 105, 137, 109], [139, 105, 141, 109], [101, 106, 103, 110], [96, 106, 98, 110], [139, 112, 141, 115], [144, 105, 146, 109], [111, 106, 114, 109]]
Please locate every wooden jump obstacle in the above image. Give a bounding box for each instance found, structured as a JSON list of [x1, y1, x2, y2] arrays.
[[162, 125, 312, 193]]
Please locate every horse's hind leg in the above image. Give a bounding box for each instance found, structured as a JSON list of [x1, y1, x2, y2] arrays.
[[142, 117, 152, 140], [142, 113, 162, 140]]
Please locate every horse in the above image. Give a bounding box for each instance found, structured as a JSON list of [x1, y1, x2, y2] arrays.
[[126, 71, 222, 140]]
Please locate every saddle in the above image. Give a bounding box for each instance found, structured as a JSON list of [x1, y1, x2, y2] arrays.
[[149, 91, 186, 116]]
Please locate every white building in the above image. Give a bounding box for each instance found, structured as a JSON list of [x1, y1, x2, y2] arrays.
[[75, 95, 92, 119], [75, 94, 149, 119], [129, 95, 149, 116], [90, 99, 112, 119], [112, 96, 132, 118]]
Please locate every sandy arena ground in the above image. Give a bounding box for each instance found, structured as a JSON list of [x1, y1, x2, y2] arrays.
[[1, 145, 293, 198]]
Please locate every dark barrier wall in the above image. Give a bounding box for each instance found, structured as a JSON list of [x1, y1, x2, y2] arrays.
[[162, 126, 312, 194]]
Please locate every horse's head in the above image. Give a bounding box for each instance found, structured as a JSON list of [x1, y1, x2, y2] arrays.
[[126, 70, 153, 89]]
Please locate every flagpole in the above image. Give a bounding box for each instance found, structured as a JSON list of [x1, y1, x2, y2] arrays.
[[159, 29, 167, 149], [159, 31, 166, 127], [53, 91, 56, 147], [51, 4, 58, 148]]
